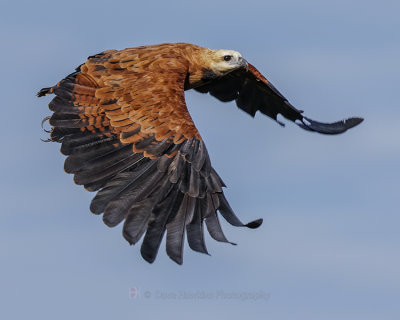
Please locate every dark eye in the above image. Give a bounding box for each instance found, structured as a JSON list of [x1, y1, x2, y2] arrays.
[[223, 55, 232, 61]]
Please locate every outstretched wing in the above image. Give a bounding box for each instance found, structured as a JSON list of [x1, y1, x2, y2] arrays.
[[195, 63, 363, 134], [38, 49, 261, 265]]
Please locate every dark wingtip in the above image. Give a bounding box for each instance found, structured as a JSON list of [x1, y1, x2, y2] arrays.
[[140, 251, 156, 264], [245, 218, 263, 229], [37, 87, 52, 97], [347, 117, 364, 129], [89, 200, 104, 216], [102, 214, 119, 228], [168, 255, 183, 265], [298, 116, 364, 134]]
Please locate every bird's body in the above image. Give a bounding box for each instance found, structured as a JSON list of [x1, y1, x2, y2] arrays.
[[38, 43, 362, 264]]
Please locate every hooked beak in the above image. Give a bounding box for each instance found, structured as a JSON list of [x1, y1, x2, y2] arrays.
[[239, 57, 249, 71]]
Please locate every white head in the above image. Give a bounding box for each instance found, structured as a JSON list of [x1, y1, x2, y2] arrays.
[[207, 49, 248, 75]]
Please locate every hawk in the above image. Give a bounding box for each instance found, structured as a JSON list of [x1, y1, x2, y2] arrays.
[[38, 43, 363, 264]]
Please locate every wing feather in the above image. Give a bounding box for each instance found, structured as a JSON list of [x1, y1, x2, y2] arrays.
[[186, 199, 209, 254], [39, 44, 261, 264], [195, 64, 363, 134]]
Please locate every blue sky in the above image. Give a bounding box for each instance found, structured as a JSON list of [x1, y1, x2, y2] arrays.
[[1, 0, 399, 319]]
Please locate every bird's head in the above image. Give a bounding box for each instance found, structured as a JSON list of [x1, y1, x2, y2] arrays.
[[184, 46, 249, 88], [206, 49, 248, 75]]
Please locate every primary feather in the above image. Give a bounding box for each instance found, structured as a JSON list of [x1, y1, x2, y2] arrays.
[[38, 42, 363, 264]]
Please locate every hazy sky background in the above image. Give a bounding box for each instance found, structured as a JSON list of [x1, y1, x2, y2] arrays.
[[1, 0, 399, 319]]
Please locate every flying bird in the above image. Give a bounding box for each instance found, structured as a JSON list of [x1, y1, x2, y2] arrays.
[[38, 43, 363, 264]]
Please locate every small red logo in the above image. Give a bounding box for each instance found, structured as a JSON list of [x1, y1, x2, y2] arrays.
[[129, 287, 140, 299]]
